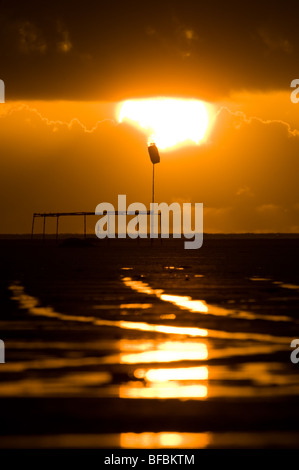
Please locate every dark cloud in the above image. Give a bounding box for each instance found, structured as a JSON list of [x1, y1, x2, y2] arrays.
[[18, 21, 47, 54], [0, 0, 298, 100]]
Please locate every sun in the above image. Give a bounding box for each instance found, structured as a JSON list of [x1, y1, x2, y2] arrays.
[[117, 97, 211, 151]]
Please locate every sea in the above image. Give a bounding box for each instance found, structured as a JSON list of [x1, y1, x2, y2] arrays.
[[0, 235, 299, 449]]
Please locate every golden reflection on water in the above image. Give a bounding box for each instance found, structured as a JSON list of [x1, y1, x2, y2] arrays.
[[119, 382, 208, 400], [160, 294, 208, 313], [120, 360, 209, 400], [164, 266, 184, 270], [113, 321, 208, 337], [134, 366, 208, 382], [120, 341, 208, 364], [9, 282, 210, 401], [119, 336, 209, 399], [0, 432, 212, 449], [9, 279, 296, 403], [2, 431, 299, 448], [120, 432, 211, 448], [122, 277, 209, 313], [123, 277, 209, 314], [93, 303, 153, 310], [122, 276, 295, 327], [122, 276, 294, 322], [10, 282, 289, 342], [122, 277, 163, 296], [120, 303, 152, 309], [9, 283, 208, 337]]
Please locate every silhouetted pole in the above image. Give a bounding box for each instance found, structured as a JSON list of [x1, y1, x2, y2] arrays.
[[84, 214, 86, 238], [56, 216, 59, 242], [42, 216, 46, 241], [148, 143, 160, 204], [152, 163, 155, 205], [31, 214, 35, 240], [148, 143, 160, 242]]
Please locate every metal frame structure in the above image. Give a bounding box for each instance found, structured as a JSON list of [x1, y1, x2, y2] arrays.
[[31, 212, 94, 240], [31, 211, 161, 240]]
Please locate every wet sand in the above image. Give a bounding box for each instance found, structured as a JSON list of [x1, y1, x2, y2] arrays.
[[1, 237, 299, 448]]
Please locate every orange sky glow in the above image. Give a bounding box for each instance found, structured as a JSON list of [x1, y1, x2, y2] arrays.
[[1, 90, 299, 234]]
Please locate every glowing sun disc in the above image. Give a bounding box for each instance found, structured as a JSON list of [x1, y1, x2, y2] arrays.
[[118, 97, 210, 151]]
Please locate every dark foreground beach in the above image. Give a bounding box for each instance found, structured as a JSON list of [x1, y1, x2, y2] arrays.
[[0, 236, 299, 449]]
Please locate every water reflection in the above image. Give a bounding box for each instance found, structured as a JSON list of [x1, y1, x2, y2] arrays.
[[0, 432, 212, 449], [120, 341, 208, 364], [122, 277, 294, 322], [9, 283, 208, 337], [120, 340, 209, 400], [120, 432, 211, 448], [119, 382, 208, 400], [134, 366, 208, 381], [164, 266, 184, 271], [8, 280, 294, 403], [8, 282, 210, 400], [160, 294, 208, 313], [1, 431, 299, 449], [119, 358, 209, 399], [10, 282, 290, 342], [93, 304, 152, 310], [251, 277, 299, 292], [112, 321, 208, 337]]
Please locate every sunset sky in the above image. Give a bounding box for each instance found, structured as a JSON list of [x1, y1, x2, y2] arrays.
[[1, 0, 299, 233]]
